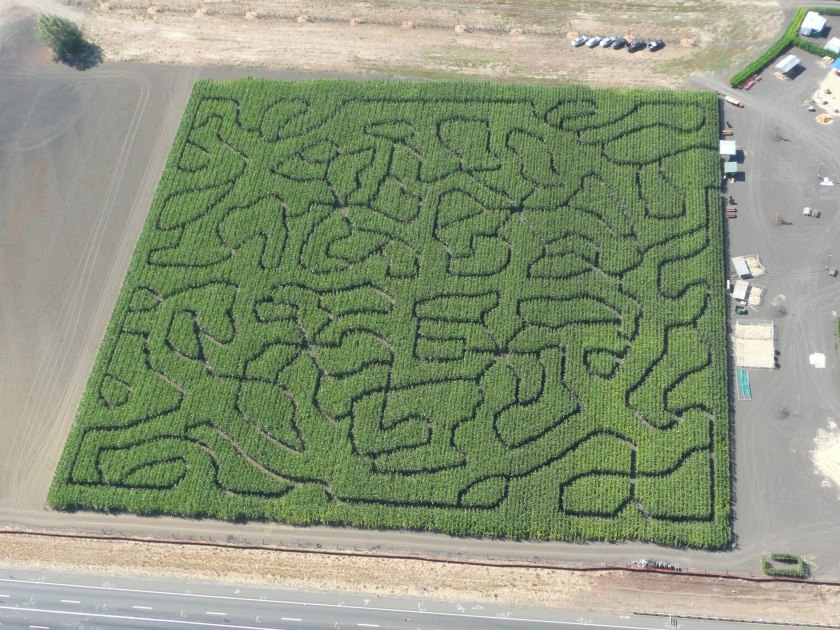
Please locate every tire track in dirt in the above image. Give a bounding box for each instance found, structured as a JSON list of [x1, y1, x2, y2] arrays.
[[7, 65, 198, 509]]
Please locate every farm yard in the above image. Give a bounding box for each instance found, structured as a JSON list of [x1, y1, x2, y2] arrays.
[[48, 79, 732, 547], [4, 0, 840, 618]]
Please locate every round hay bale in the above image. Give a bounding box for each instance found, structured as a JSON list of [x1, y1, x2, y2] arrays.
[[244, 11, 257, 20], [99, 2, 111, 11], [147, 5, 158, 15], [401, 20, 414, 30], [297, 14, 309, 23], [509, 27, 523, 36], [454, 24, 467, 34], [680, 38, 696, 48], [350, 17, 363, 25]]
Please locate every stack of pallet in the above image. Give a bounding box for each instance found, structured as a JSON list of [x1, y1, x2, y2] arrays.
[[726, 205, 737, 219]]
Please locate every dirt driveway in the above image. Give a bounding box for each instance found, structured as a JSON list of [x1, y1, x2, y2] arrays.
[[86, 0, 784, 88]]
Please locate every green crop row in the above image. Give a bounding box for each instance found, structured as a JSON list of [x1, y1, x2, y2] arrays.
[[49, 79, 731, 548], [760, 553, 810, 578], [730, 6, 840, 87]]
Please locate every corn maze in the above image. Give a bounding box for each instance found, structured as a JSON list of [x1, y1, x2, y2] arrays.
[[50, 79, 731, 547]]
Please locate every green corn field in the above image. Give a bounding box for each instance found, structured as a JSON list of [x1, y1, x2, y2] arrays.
[[49, 79, 732, 548]]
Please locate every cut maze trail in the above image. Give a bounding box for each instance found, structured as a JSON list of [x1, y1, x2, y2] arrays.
[[49, 79, 731, 548]]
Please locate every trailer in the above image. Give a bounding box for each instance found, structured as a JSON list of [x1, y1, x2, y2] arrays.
[[725, 95, 744, 108]]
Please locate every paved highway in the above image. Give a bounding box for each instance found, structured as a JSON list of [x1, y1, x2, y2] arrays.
[[0, 567, 817, 630]]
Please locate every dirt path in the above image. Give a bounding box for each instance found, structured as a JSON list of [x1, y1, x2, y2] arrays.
[[1, 532, 839, 624], [86, 0, 784, 89]]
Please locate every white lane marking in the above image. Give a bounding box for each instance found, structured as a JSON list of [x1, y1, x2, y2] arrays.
[[358, 624, 379, 628], [30, 626, 50, 629], [0, 577, 659, 628], [60, 599, 80, 604], [0, 594, 9, 598], [281, 619, 301, 622], [0, 605, 280, 629], [206, 611, 227, 616], [132, 605, 153, 610]]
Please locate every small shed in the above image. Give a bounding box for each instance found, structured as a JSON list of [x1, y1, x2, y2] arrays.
[[800, 11, 827, 36], [826, 37, 840, 54], [776, 54, 801, 75], [724, 161, 738, 175], [732, 256, 752, 278], [719, 140, 737, 157]]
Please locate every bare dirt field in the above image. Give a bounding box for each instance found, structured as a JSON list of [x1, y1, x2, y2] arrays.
[[4, 0, 840, 619], [85, 0, 785, 88], [2, 532, 840, 624]]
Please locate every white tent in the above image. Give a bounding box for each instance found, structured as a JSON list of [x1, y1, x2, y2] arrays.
[[719, 140, 737, 157], [732, 256, 752, 278], [733, 280, 749, 301], [800, 11, 827, 36], [776, 54, 801, 74], [810, 353, 827, 369], [826, 37, 840, 54]]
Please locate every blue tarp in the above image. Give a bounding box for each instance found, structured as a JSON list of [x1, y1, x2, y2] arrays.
[[832, 58, 840, 71]]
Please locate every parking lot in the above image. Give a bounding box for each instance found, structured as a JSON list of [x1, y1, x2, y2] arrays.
[[700, 43, 840, 574]]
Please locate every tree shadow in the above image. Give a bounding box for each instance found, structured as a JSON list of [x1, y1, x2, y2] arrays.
[[59, 40, 103, 71]]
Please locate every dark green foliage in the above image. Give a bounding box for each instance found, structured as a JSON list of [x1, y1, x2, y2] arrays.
[[761, 553, 810, 578], [730, 7, 840, 87], [35, 14, 102, 70], [50, 79, 731, 547]]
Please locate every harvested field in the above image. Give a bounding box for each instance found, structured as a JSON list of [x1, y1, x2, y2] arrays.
[[84, 0, 786, 88]]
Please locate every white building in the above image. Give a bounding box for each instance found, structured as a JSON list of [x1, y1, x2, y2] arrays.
[[800, 11, 826, 36], [826, 37, 840, 54], [775, 53, 801, 75], [719, 140, 737, 157]]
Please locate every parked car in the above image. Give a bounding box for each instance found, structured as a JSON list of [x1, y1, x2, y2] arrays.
[[600, 36, 616, 48], [611, 37, 627, 49], [587, 36, 601, 48], [627, 38, 646, 52], [648, 38, 665, 52], [571, 35, 588, 47]]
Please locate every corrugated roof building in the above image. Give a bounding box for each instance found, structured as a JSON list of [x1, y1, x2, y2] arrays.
[[800, 11, 827, 36]]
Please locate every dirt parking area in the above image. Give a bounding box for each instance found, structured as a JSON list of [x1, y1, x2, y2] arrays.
[[85, 0, 784, 88]]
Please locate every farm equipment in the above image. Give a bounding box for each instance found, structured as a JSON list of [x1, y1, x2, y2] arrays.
[[722, 129, 734, 136], [742, 75, 761, 90], [725, 95, 744, 108]]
